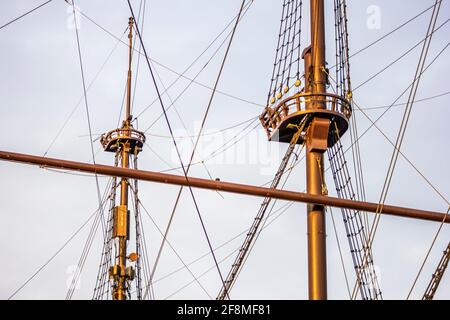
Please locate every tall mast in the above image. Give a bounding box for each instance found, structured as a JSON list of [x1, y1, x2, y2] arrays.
[[126, 17, 133, 121], [260, 0, 352, 300], [305, 0, 328, 300], [115, 16, 135, 301], [98, 17, 146, 300]]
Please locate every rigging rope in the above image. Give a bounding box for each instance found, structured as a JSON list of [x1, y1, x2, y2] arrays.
[[10, 0, 449, 300], [65, 0, 437, 117], [135, 204, 155, 299], [218, 116, 309, 299], [329, 1, 443, 70], [42, 17, 128, 158], [41, 0, 448, 179], [352, 0, 442, 299], [140, 2, 254, 134], [151, 202, 295, 287], [359, 90, 450, 111], [225, 147, 303, 297], [0, 0, 53, 31], [162, 200, 297, 299], [44, 0, 447, 174], [66, 175, 112, 299], [407, 208, 450, 299], [267, 0, 303, 106], [155, 120, 260, 175], [137, 197, 213, 299], [93, 153, 156, 300], [71, 3, 262, 115], [322, 0, 382, 300], [7, 179, 111, 300], [333, 0, 352, 98], [94, 1, 154, 300], [334, 0, 367, 226], [132, 156, 144, 299], [327, 206, 352, 298], [139, 1, 249, 300], [147, 116, 258, 139], [327, 40, 450, 209], [146, 57, 218, 191], [327, 133, 382, 300], [353, 18, 449, 92], [127, 0, 230, 298], [130, 157, 155, 300], [131, 0, 146, 115], [66, 0, 110, 299], [117, 0, 145, 127], [67, 198, 109, 299], [421, 240, 450, 300], [68, 0, 106, 233], [93, 155, 119, 300], [351, 96, 450, 208]]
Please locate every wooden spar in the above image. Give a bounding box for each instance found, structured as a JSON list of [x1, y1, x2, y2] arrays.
[[0, 150, 448, 224]]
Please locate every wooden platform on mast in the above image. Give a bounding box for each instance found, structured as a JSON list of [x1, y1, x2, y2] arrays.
[[259, 92, 352, 146], [100, 127, 146, 153]]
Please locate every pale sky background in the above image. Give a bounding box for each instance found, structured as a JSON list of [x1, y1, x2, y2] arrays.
[[0, 0, 449, 300]]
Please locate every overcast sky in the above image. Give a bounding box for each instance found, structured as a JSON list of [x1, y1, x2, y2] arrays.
[[0, 0, 449, 300]]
